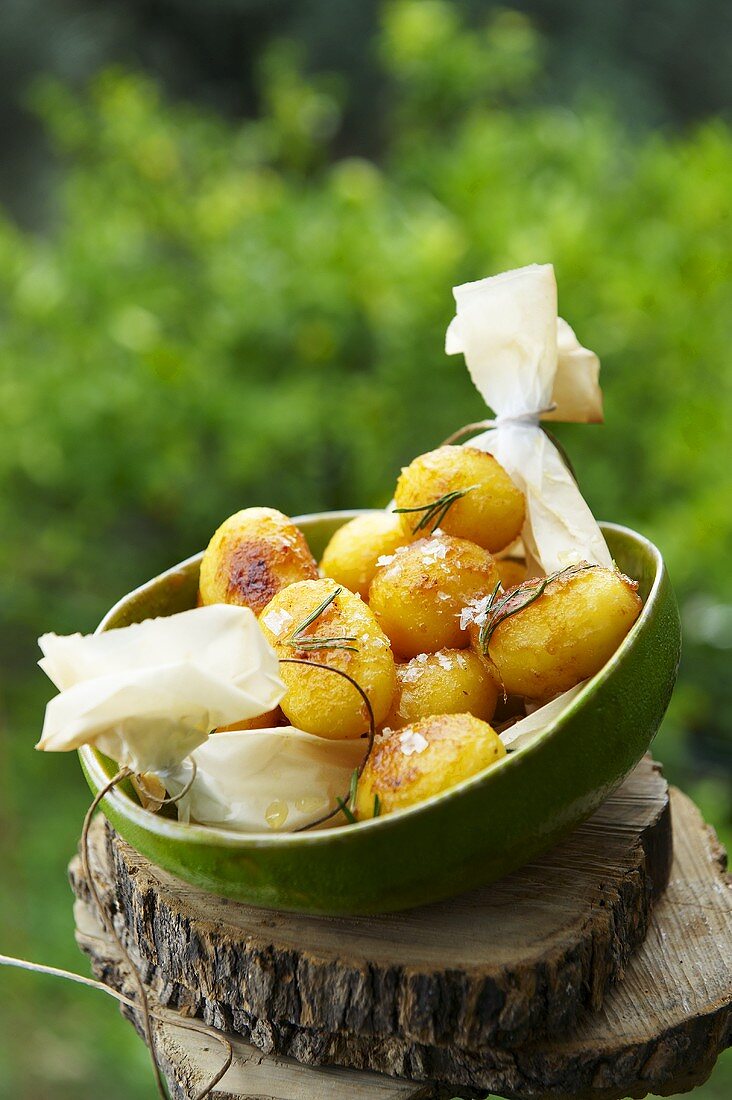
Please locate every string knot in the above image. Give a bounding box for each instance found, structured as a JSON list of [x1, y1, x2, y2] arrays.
[[441, 404, 557, 447], [494, 403, 557, 428]]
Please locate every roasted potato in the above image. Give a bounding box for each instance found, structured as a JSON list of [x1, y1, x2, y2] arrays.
[[199, 507, 318, 616], [369, 534, 500, 658], [259, 579, 396, 739], [495, 557, 527, 590], [355, 713, 506, 817], [385, 649, 498, 730], [475, 564, 642, 701], [320, 512, 409, 599], [394, 445, 524, 553]]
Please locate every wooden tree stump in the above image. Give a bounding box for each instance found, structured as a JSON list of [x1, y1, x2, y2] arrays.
[[70, 777, 732, 1100], [69, 756, 671, 1053], [73, 893, 444, 1100]]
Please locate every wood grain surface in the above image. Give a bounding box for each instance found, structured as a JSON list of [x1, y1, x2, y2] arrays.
[[73, 896, 442, 1099]]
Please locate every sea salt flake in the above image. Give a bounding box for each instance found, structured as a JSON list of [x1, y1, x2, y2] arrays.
[[262, 608, 293, 637], [459, 597, 489, 631], [421, 539, 449, 566], [399, 665, 424, 683], [435, 651, 452, 670], [376, 554, 395, 568], [415, 652, 429, 664], [399, 730, 429, 756], [437, 591, 451, 602]]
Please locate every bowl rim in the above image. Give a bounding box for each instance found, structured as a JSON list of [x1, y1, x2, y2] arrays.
[[79, 516, 664, 848]]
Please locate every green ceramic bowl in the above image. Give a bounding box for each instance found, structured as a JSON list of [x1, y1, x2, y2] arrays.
[[79, 512, 680, 915]]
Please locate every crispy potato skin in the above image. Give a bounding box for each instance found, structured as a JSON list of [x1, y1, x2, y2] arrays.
[[355, 713, 505, 817], [394, 446, 525, 553], [495, 558, 527, 590], [320, 512, 409, 599], [260, 579, 396, 739], [480, 566, 643, 701], [199, 507, 318, 616], [369, 534, 500, 658], [216, 707, 284, 733], [385, 650, 498, 730]]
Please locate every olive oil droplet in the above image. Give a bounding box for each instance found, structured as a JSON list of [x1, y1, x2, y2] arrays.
[[265, 800, 289, 830]]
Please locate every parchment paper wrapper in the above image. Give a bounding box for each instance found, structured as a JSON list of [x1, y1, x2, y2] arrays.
[[446, 263, 613, 575], [167, 727, 367, 833], [499, 684, 586, 753], [37, 605, 284, 775]]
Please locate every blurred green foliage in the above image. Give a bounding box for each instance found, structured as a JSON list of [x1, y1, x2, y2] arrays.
[[0, 3, 730, 1097], [4, 0, 732, 228]]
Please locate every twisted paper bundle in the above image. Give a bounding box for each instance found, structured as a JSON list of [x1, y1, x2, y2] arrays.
[[37, 604, 368, 833], [37, 604, 284, 774], [446, 263, 613, 575]]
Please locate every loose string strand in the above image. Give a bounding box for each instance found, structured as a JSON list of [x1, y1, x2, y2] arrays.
[[135, 757, 199, 809], [79, 767, 167, 1099], [441, 419, 497, 445], [1, 763, 233, 1100], [0, 953, 233, 1100], [279, 657, 376, 831]]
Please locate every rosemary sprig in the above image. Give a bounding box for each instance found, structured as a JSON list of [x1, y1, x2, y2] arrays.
[[478, 563, 599, 653], [287, 586, 358, 654], [334, 766, 361, 825], [348, 766, 359, 808], [335, 795, 357, 825], [394, 484, 478, 535]]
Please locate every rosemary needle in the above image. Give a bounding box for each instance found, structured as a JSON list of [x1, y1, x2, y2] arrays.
[[478, 563, 599, 653], [335, 796, 357, 825], [394, 484, 479, 535], [286, 586, 358, 654]]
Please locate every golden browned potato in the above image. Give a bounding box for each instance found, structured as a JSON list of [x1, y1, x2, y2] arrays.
[[320, 512, 409, 599], [199, 507, 318, 616], [495, 557, 527, 590], [369, 534, 500, 658], [385, 650, 498, 730], [475, 565, 643, 701], [355, 713, 505, 817], [259, 579, 396, 739], [216, 707, 284, 733], [394, 445, 524, 553]]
